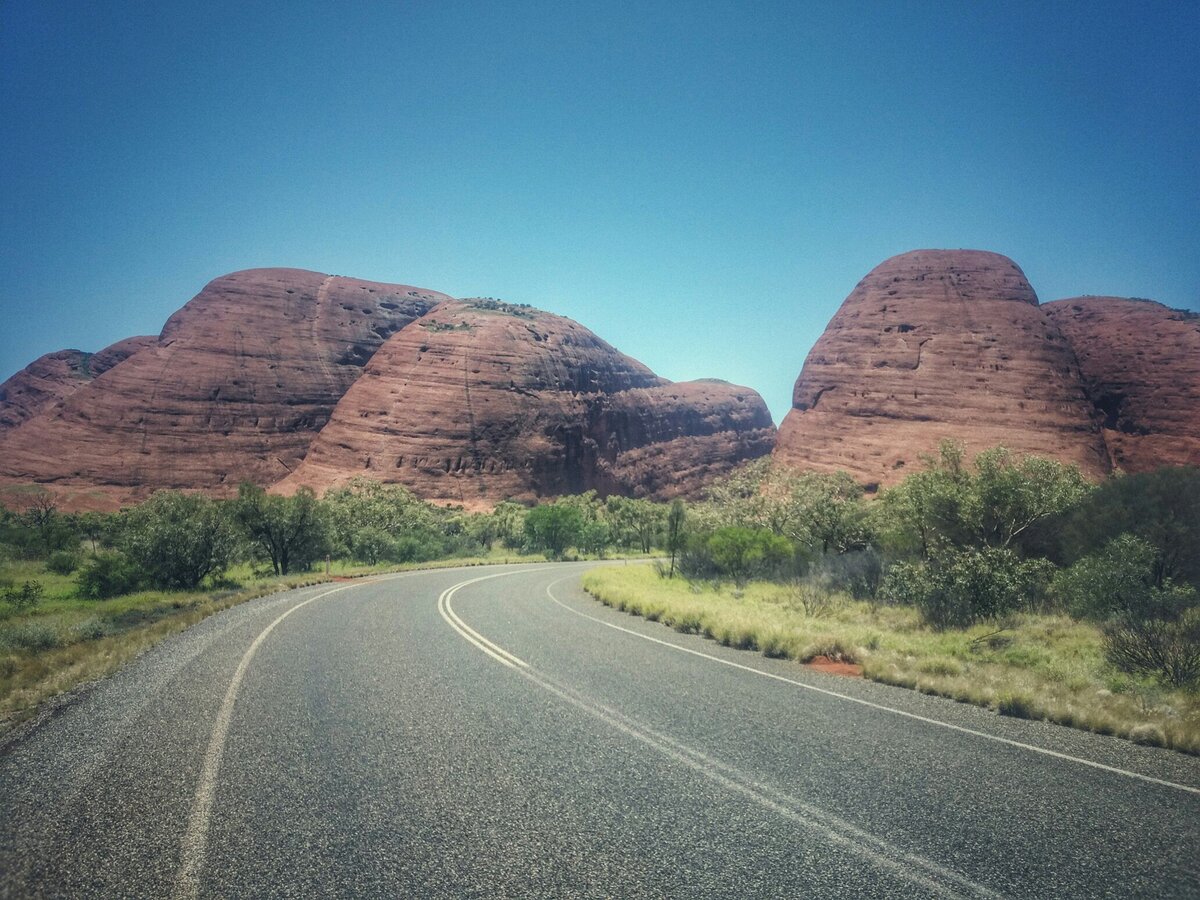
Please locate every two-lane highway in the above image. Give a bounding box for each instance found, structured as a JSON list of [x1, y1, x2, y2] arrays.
[[1, 562, 1197, 897]]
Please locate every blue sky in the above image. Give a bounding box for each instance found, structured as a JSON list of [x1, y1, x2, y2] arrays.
[[2, 1, 1197, 423]]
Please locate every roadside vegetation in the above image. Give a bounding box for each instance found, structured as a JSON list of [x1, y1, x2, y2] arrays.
[[4, 449, 1198, 753], [583, 447, 1200, 754], [0, 480, 661, 726]]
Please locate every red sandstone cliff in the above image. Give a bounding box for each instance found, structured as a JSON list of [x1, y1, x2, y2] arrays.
[[0, 269, 449, 505], [1043, 297, 1200, 472], [277, 300, 776, 503], [774, 250, 1111, 488], [0, 336, 156, 432]]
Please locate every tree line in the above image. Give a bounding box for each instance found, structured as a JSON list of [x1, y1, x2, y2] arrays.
[[2, 446, 1197, 688]]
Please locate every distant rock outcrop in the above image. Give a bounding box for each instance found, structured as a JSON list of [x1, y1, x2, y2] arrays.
[[0, 336, 156, 432], [1044, 297, 1200, 472], [278, 300, 776, 503], [0, 269, 449, 503], [774, 250, 1111, 488]]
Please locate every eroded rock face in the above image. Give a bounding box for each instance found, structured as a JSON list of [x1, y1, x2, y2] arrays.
[[1044, 297, 1200, 472], [89, 335, 158, 378], [0, 269, 449, 501], [278, 300, 776, 503], [0, 350, 94, 432], [774, 250, 1110, 488], [0, 336, 156, 432]]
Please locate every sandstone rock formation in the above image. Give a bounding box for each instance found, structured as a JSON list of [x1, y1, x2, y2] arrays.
[[0, 269, 449, 504], [0, 336, 156, 432], [278, 300, 776, 503], [774, 250, 1111, 488], [1044, 297, 1200, 472], [89, 335, 159, 378]]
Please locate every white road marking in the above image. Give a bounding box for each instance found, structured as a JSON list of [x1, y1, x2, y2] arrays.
[[443, 571, 997, 898], [173, 571, 427, 898], [544, 576, 1200, 797], [437, 569, 550, 669]]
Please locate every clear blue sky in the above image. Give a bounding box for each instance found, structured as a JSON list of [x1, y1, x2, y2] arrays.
[[2, 1, 1197, 423]]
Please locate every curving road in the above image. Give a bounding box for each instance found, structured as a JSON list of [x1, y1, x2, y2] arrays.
[[1, 562, 1198, 898]]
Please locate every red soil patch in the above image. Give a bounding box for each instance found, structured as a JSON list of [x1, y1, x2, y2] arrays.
[[805, 655, 863, 677]]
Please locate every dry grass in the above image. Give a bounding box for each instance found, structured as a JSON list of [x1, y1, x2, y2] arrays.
[[582, 565, 1200, 755]]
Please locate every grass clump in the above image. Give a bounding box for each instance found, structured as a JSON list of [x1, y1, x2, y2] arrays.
[[583, 564, 1200, 755]]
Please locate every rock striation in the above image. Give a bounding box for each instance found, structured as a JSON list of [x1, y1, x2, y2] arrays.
[[1044, 297, 1200, 472], [774, 250, 1111, 488], [0, 336, 156, 432], [278, 300, 776, 503], [0, 269, 449, 503]]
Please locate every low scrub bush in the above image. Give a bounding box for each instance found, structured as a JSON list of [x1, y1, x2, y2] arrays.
[[682, 527, 793, 586], [77, 552, 144, 600], [1103, 610, 1200, 688], [46, 551, 82, 575], [1, 580, 44, 611], [882, 548, 1052, 629], [0, 620, 61, 652]]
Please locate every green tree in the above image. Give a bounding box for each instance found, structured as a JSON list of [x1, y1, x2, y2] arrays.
[[323, 478, 438, 558], [876, 442, 1089, 558], [1052, 533, 1199, 687], [666, 499, 686, 578], [579, 519, 611, 557], [119, 491, 237, 589], [773, 470, 870, 555], [524, 503, 584, 559], [490, 501, 528, 549], [1060, 467, 1200, 589], [234, 484, 330, 575], [706, 527, 792, 587]]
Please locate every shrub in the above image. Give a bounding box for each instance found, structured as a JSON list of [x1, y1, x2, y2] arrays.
[[46, 551, 82, 575], [1103, 609, 1200, 688], [1053, 534, 1195, 622], [77, 552, 143, 600], [1060, 466, 1200, 588], [351, 526, 398, 565], [0, 580, 44, 610], [815, 548, 884, 600], [882, 547, 1052, 629], [704, 527, 792, 586], [0, 620, 60, 652]]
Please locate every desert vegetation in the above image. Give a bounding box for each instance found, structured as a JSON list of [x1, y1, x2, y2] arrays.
[[583, 445, 1200, 753], [0, 479, 665, 724], [3, 449, 1198, 753]]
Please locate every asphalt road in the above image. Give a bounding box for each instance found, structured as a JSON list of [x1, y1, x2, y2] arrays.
[[1, 562, 1198, 898]]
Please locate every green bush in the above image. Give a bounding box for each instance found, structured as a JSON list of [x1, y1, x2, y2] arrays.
[[686, 525, 796, 588], [0, 620, 60, 652], [883, 547, 1052, 629], [1052, 534, 1195, 621], [120, 491, 237, 589], [351, 526, 398, 565], [46, 550, 82, 575], [0, 580, 45, 611], [524, 503, 585, 559], [77, 552, 143, 600]]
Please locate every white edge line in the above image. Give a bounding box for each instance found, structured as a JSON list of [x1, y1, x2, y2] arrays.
[[545, 576, 1200, 797], [174, 569, 429, 898]]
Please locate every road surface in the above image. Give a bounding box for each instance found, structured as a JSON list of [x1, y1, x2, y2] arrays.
[[1, 562, 1198, 898]]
